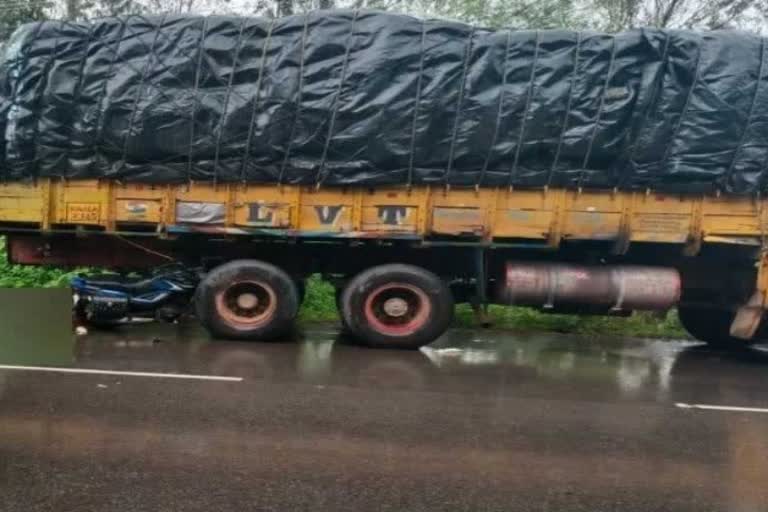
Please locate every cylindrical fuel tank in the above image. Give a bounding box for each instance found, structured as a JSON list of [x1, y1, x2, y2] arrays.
[[494, 262, 681, 311]]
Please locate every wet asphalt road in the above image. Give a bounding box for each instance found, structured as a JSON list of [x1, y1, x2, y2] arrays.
[[2, 292, 768, 510]]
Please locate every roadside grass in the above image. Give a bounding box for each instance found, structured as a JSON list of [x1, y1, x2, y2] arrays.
[[0, 239, 687, 339], [453, 304, 687, 338]]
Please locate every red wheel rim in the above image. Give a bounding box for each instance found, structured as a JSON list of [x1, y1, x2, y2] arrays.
[[215, 280, 277, 331], [363, 283, 431, 337]]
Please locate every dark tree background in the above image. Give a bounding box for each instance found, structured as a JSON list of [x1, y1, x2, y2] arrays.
[[2, 0, 768, 47]]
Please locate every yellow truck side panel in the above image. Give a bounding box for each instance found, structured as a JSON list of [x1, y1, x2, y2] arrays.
[[628, 195, 691, 243], [0, 180, 765, 251], [0, 182, 45, 223], [702, 197, 761, 237]]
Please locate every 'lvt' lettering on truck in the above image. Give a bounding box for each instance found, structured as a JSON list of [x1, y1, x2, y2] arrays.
[[378, 206, 408, 225], [314, 206, 343, 225], [248, 204, 273, 224]]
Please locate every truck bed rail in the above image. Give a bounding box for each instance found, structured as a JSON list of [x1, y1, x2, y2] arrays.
[[0, 179, 764, 253]]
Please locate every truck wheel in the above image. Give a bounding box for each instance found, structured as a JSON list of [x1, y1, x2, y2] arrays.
[[677, 305, 756, 348], [196, 260, 299, 341], [340, 264, 453, 349], [334, 286, 354, 330]]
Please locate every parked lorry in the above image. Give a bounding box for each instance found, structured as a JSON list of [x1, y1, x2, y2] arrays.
[[2, 12, 768, 348]]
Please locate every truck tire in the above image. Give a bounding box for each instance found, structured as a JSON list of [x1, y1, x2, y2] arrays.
[[340, 264, 454, 349], [196, 260, 299, 341], [677, 305, 756, 348], [335, 286, 349, 330]]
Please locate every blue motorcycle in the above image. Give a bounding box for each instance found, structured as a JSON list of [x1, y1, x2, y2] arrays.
[[72, 264, 200, 327]]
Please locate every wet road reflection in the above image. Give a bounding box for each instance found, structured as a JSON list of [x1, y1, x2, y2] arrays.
[[1, 292, 768, 511], [38, 322, 734, 403]]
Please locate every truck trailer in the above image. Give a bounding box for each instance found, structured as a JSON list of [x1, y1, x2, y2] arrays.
[[2, 12, 768, 348]]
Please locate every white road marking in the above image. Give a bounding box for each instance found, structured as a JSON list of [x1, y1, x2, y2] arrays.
[[675, 402, 768, 414], [0, 364, 243, 382]]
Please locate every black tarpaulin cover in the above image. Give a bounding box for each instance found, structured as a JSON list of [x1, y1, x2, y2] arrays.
[[1, 10, 767, 193]]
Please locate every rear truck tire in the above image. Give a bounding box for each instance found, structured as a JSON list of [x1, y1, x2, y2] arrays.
[[340, 264, 454, 349], [335, 286, 351, 330], [677, 305, 757, 348], [195, 259, 299, 341]]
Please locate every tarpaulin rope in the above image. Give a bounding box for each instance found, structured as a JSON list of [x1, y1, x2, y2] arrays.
[[212, 17, 249, 186], [102, 17, 230, 167], [477, 30, 512, 189], [617, 31, 672, 190], [659, 33, 704, 181], [240, 20, 275, 183], [64, 21, 96, 179], [83, 17, 267, 181], [120, 15, 168, 173], [187, 17, 210, 183], [444, 27, 475, 185], [406, 20, 427, 189], [546, 31, 582, 189], [92, 19, 127, 168], [316, 10, 359, 188], [30, 21, 64, 181], [724, 37, 767, 190], [508, 30, 540, 188], [577, 35, 618, 189], [278, 13, 311, 185]]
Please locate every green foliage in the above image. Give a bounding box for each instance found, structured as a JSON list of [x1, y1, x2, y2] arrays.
[[443, 0, 584, 29], [358, 0, 585, 29], [586, 0, 768, 32], [297, 274, 339, 321], [88, 0, 147, 17], [0, 0, 51, 43]]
